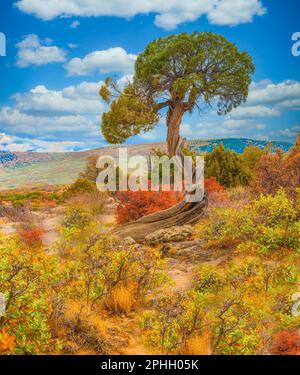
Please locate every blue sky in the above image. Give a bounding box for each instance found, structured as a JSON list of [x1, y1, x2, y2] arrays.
[[0, 0, 300, 152]]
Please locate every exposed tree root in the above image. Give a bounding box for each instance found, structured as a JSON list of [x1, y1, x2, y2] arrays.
[[115, 191, 208, 243]]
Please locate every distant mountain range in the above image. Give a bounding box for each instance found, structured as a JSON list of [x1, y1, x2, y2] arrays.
[[0, 138, 294, 190], [190, 138, 293, 154]]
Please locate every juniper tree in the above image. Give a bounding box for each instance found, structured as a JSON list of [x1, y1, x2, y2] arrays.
[[98, 32, 254, 239], [100, 32, 254, 158]]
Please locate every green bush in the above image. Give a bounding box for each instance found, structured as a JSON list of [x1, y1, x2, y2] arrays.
[[63, 206, 92, 230], [198, 188, 300, 254], [205, 143, 251, 188], [62, 178, 96, 200]]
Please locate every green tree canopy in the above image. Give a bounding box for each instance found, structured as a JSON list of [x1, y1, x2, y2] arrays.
[[100, 32, 254, 156]]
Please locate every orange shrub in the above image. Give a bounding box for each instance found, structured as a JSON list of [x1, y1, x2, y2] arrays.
[[270, 330, 300, 355], [18, 227, 45, 247], [204, 177, 224, 194], [0, 329, 15, 353], [115, 189, 183, 224], [252, 134, 300, 197]]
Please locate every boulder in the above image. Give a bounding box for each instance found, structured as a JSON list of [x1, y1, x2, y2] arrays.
[[145, 225, 195, 246]]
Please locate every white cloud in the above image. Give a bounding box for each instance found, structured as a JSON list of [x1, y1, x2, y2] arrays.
[[270, 126, 300, 140], [229, 105, 280, 119], [70, 20, 80, 28], [117, 74, 134, 90], [16, 34, 66, 67], [188, 119, 265, 139], [277, 99, 300, 111], [15, 0, 266, 29], [13, 81, 104, 115], [138, 117, 266, 143], [0, 79, 111, 144], [0, 106, 99, 140], [66, 47, 137, 76], [223, 119, 265, 130], [207, 0, 266, 25], [0, 132, 12, 144], [0, 75, 134, 150], [247, 80, 300, 108], [0, 131, 83, 152]]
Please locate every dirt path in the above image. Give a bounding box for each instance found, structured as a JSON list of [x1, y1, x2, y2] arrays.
[[167, 257, 195, 292], [106, 255, 197, 355]]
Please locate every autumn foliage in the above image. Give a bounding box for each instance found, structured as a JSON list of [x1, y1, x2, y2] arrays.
[[252, 134, 300, 197], [204, 177, 225, 194], [270, 330, 300, 355], [115, 190, 184, 224], [0, 329, 15, 353], [18, 227, 45, 246]]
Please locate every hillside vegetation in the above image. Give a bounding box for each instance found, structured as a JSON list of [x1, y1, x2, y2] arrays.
[[0, 136, 299, 355]]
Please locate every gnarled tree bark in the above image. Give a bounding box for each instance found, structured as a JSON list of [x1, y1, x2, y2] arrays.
[[115, 103, 208, 243]]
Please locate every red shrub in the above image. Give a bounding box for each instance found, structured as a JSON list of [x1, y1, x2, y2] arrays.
[[115, 190, 184, 224], [204, 177, 224, 194], [18, 227, 45, 246], [270, 330, 300, 355]]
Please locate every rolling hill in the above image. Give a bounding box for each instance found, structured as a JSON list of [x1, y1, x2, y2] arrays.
[[0, 138, 293, 190]]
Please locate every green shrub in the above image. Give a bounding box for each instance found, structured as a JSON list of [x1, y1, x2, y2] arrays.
[[0, 233, 60, 354], [62, 178, 96, 200], [205, 143, 251, 188], [63, 206, 92, 230], [198, 188, 300, 254]]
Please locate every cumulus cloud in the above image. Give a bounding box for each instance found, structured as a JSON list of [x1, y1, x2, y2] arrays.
[[0, 79, 112, 148], [207, 0, 266, 25], [15, 0, 266, 29], [16, 34, 66, 67], [12, 81, 104, 115], [247, 80, 300, 108], [0, 106, 98, 140], [65, 47, 137, 76], [229, 105, 280, 119]]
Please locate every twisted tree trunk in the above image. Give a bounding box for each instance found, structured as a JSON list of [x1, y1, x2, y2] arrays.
[[115, 103, 208, 242], [167, 103, 185, 157]]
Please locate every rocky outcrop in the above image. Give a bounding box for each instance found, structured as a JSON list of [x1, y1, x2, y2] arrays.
[[145, 225, 195, 246], [115, 191, 208, 243]]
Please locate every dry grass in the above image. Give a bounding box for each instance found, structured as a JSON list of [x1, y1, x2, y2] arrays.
[[180, 333, 211, 355], [105, 286, 135, 315], [0, 203, 33, 223], [65, 191, 107, 215], [50, 301, 109, 354]]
